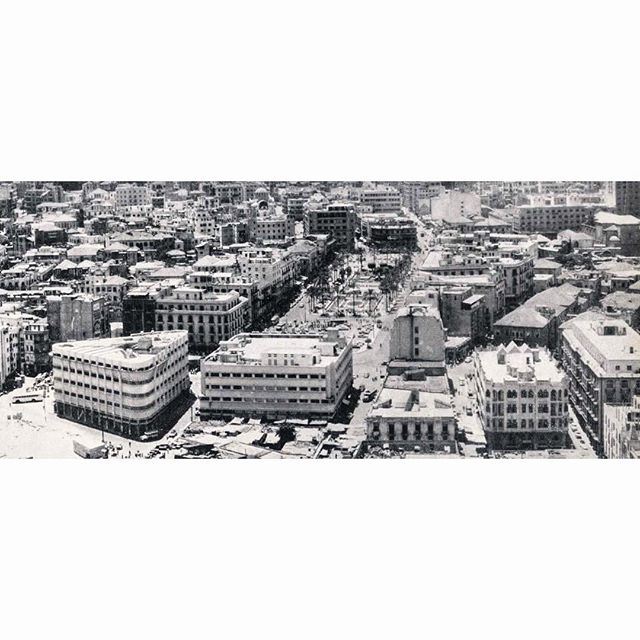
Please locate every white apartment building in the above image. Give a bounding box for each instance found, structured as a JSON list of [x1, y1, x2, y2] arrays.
[[357, 186, 402, 212], [561, 315, 640, 452], [237, 247, 297, 292], [80, 275, 129, 311], [52, 331, 190, 440], [499, 255, 534, 307], [474, 342, 570, 451], [155, 287, 249, 350], [114, 184, 152, 209], [200, 330, 353, 420], [250, 214, 295, 243]]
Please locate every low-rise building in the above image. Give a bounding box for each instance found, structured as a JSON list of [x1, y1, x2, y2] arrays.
[[365, 388, 456, 452], [52, 331, 190, 440], [493, 283, 589, 351], [200, 330, 352, 420], [474, 342, 570, 451]]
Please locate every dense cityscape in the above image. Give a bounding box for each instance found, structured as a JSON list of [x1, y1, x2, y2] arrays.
[[1, 180, 640, 459]]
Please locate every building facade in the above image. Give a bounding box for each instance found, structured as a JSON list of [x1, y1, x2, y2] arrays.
[[200, 330, 352, 420], [560, 315, 640, 452], [155, 287, 248, 351], [474, 343, 570, 451], [52, 331, 190, 440]]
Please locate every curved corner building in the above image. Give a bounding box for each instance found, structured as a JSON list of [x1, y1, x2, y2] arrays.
[[52, 330, 190, 440]]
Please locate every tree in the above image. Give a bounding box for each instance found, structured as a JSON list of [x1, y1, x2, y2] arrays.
[[277, 424, 296, 448]]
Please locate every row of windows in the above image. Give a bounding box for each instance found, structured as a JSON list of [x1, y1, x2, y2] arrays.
[[208, 397, 332, 404], [205, 371, 327, 379]]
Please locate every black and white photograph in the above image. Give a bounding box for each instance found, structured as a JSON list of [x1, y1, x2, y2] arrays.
[[2, 4, 638, 640], [1, 180, 640, 460]]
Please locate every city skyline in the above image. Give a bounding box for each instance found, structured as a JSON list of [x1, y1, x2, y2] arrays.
[[0, 180, 638, 458]]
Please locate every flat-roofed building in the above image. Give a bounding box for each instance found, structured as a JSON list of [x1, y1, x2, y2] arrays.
[[389, 304, 446, 375], [603, 395, 640, 459], [47, 293, 107, 343], [114, 183, 152, 209], [500, 254, 534, 307], [303, 201, 357, 250], [513, 203, 598, 234], [200, 329, 352, 420], [615, 181, 640, 217], [52, 331, 190, 440], [560, 314, 640, 451], [601, 291, 640, 329], [357, 186, 402, 213], [365, 388, 456, 452], [360, 213, 417, 249], [155, 287, 248, 351], [474, 342, 570, 451]]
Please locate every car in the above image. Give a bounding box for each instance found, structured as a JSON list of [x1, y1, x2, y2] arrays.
[[458, 377, 466, 386], [464, 357, 472, 364]]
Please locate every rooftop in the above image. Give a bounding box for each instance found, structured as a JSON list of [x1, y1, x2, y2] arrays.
[[477, 343, 565, 383], [52, 331, 187, 366]]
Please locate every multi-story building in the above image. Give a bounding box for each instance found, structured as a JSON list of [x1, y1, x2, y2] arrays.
[[603, 396, 640, 459], [110, 230, 175, 259], [560, 314, 640, 452], [155, 287, 248, 351], [79, 275, 129, 322], [500, 255, 534, 308], [52, 331, 190, 440], [23, 187, 50, 214], [389, 304, 446, 374], [513, 203, 598, 234], [360, 213, 417, 249], [474, 342, 570, 451], [440, 286, 486, 343], [22, 318, 51, 375], [200, 330, 352, 420], [114, 183, 152, 209], [494, 283, 591, 352], [249, 214, 295, 243], [303, 201, 357, 250], [601, 291, 640, 329], [365, 388, 456, 453], [587, 211, 640, 256], [615, 181, 640, 217], [47, 294, 107, 343], [0, 318, 20, 388], [187, 272, 258, 327], [357, 186, 402, 212], [399, 182, 444, 213]]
